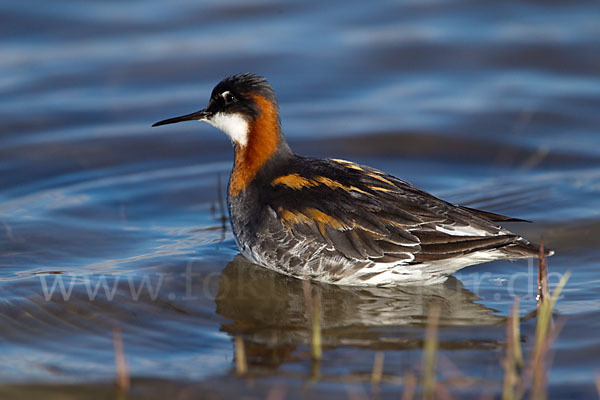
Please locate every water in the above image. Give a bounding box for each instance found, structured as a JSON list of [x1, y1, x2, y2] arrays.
[[1, 0, 599, 398]]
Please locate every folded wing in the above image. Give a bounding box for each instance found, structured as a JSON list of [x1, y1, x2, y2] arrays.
[[266, 158, 524, 267]]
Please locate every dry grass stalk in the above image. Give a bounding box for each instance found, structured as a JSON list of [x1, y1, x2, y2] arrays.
[[216, 172, 228, 227], [502, 298, 521, 400], [423, 303, 441, 400], [302, 279, 313, 318], [302, 279, 322, 383], [309, 358, 321, 384], [511, 299, 524, 370], [235, 335, 248, 375], [311, 291, 323, 361], [505, 243, 570, 400], [371, 351, 384, 386], [401, 371, 417, 400], [113, 324, 130, 391], [536, 240, 550, 307], [530, 270, 570, 400]]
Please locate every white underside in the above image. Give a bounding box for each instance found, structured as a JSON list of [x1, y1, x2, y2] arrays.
[[243, 245, 510, 287], [329, 250, 505, 286], [359, 250, 507, 286]]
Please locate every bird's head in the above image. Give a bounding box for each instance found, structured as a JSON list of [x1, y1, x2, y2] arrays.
[[153, 73, 281, 148]]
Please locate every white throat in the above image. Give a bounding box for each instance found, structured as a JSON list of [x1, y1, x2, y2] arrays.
[[205, 112, 249, 147]]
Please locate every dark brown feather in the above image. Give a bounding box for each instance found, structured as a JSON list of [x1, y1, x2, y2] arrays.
[[458, 206, 531, 223], [249, 155, 549, 273]]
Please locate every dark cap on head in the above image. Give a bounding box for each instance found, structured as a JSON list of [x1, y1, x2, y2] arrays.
[[211, 73, 278, 106]]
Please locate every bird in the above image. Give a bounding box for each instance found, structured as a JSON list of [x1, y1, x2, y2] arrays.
[[153, 73, 553, 286]]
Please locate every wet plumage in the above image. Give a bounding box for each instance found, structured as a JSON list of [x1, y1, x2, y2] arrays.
[[153, 73, 553, 286]]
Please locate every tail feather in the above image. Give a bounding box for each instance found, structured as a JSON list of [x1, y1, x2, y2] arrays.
[[458, 206, 532, 223], [501, 237, 555, 258]]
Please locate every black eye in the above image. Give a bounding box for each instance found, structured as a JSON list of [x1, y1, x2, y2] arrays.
[[222, 91, 235, 104]]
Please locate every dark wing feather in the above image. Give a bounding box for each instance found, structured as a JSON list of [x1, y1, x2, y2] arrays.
[[458, 206, 531, 223], [264, 157, 522, 267], [413, 234, 517, 262]]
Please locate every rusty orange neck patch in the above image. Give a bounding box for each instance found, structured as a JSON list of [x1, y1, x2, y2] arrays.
[[229, 94, 280, 196]]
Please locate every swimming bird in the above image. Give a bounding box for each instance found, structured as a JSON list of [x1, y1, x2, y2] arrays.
[[153, 73, 553, 286]]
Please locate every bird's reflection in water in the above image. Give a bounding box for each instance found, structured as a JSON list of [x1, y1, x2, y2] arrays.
[[215, 256, 505, 371]]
